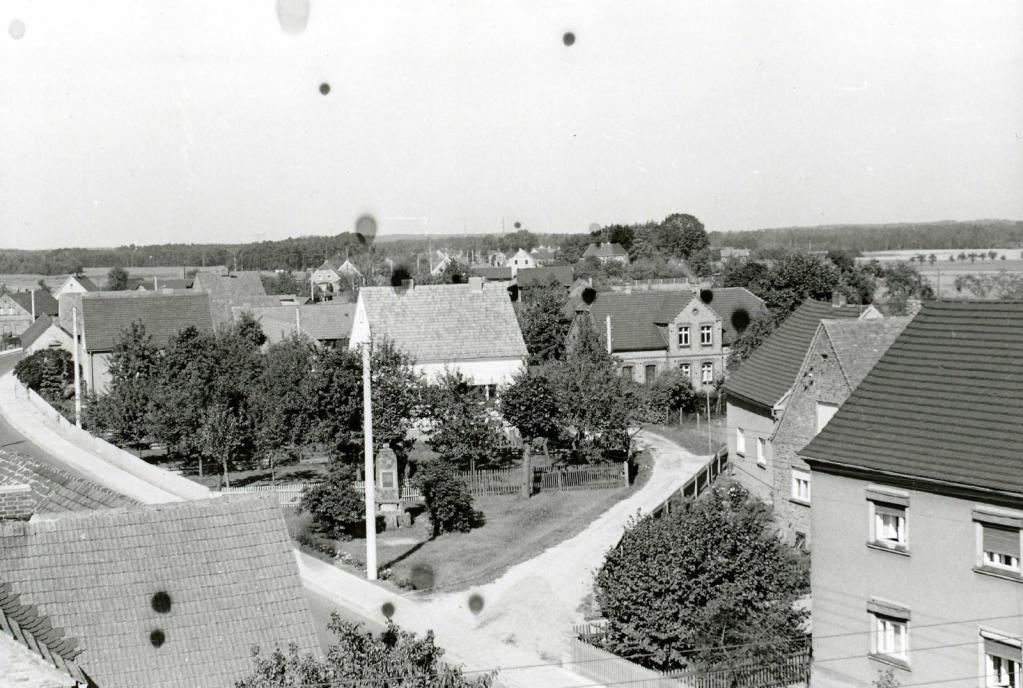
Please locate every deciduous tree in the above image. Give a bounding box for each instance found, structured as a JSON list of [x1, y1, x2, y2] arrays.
[[424, 371, 505, 472], [500, 367, 561, 496], [105, 266, 129, 291], [413, 459, 484, 537]]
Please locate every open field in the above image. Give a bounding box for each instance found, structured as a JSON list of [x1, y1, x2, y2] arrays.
[[858, 248, 1023, 263]]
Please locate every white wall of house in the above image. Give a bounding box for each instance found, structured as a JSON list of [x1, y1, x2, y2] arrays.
[[54, 277, 89, 300], [415, 358, 525, 387], [505, 249, 536, 276], [25, 325, 73, 355]]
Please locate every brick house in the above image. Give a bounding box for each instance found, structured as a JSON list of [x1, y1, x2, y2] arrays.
[[770, 316, 910, 548], [0, 494, 319, 688], [723, 299, 882, 504], [584, 287, 766, 388], [351, 278, 527, 392], [800, 301, 1023, 688]]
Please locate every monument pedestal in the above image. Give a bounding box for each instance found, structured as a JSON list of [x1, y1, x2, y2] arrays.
[[375, 448, 410, 528]]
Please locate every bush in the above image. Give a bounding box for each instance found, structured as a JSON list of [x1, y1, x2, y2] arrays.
[[14, 349, 74, 398], [413, 460, 484, 536], [642, 368, 698, 422], [298, 465, 365, 540]]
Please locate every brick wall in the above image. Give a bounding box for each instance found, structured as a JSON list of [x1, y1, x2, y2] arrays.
[[772, 330, 851, 547], [0, 484, 34, 520]]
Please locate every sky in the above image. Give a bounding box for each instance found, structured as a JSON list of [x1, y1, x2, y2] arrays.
[[1, 1, 1021, 250]]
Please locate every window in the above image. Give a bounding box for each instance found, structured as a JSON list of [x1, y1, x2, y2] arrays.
[[700, 325, 713, 346], [621, 365, 634, 381], [872, 503, 907, 549], [645, 364, 657, 384], [756, 437, 766, 467], [872, 614, 909, 662], [736, 428, 746, 456], [678, 326, 690, 348], [815, 402, 839, 434], [984, 633, 1022, 688], [791, 469, 811, 503], [794, 531, 807, 551], [701, 361, 713, 384], [983, 525, 1021, 572], [680, 362, 691, 379]]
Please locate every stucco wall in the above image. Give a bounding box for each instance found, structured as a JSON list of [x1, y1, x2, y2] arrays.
[[415, 358, 524, 387], [811, 469, 1023, 687], [771, 330, 851, 546], [725, 397, 776, 504], [24, 326, 73, 355]]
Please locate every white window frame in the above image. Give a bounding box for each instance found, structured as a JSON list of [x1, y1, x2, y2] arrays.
[[678, 326, 690, 348], [756, 437, 766, 467], [981, 524, 1022, 574], [871, 613, 909, 662], [700, 324, 713, 346], [870, 501, 908, 550], [983, 631, 1022, 688], [701, 361, 713, 384], [815, 401, 839, 434], [736, 428, 746, 456], [680, 362, 691, 379], [791, 469, 811, 503]]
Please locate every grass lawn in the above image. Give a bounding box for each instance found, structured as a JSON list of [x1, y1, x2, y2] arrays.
[[643, 417, 726, 457], [188, 462, 328, 489], [300, 450, 654, 594]]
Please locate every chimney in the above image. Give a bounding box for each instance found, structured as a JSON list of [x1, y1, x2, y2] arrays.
[[831, 292, 847, 308], [468, 276, 484, 292], [905, 298, 923, 317], [0, 484, 34, 521], [30, 289, 36, 319]]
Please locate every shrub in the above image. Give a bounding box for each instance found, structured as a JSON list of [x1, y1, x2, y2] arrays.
[[298, 465, 365, 540], [642, 368, 698, 422], [413, 460, 484, 536]]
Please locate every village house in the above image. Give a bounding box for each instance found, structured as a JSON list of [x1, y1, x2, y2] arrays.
[[350, 278, 527, 393], [191, 271, 299, 325], [505, 248, 537, 276], [430, 251, 453, 276], [770, 316, 910, 549], [233, 302, 356, 348], [472, 266, 514, 282], [718, 247, 751, 263], [310, 256, 364, 298], [65, 291, 213, 392], [723, 299, 882, 504], [19, 316, 74, 355], [0, 493, 319, 688], [801, 301, 1023, 688], [582, 242, 630, 266], [0, 290, 59, 340], [529, 246, 558, 266], [584, 287, 767, 387], [53, 275, 99, 300], [482, 249, 507, 267]]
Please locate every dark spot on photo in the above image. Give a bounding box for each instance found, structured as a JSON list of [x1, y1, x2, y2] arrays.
[[563, 32, 576, 46], [355, 214, 377, 245], [507, 284, 519, 302], [731, 308, 751, 334], [381, 602, 395, 619], [319, 82, 331, 95], [410, 563, 435, 590], [150, 629, 166, 648], [699, 288, 714, 304], [468, 593, 485, 615], [151, 591, 172, 614], [513, 221, 521, 229], [9, 19, 25, 40], [582, 287, 597, 305], [391, 265, 412, 287]]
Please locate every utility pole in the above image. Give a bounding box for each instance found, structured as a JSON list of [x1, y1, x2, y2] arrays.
[[605, 315, 612, 354], [71, 306, 82, 429], [706, 389, 712, 455], [362, 343, 378, 581]]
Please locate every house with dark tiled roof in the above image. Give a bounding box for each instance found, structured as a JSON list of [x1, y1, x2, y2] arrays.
[[723, 299, 882, 502], [232, 302, 356, 348], [769, 316, 911, 548], [20, 316, 73, 355], [799, 301, 1023, 688], [582, 242, 630, 266], [1, 581, 87, 686], [0, 449, 136, 519], [53, 276, 99, 301], [191, 271, 275, 324], [515, 265, 575, 291], [310, 256, 364, 300], [583, 287, 767, 388], [0, 495, 319, 688], [472, 266, 514, 282], [350, 278, 527, 391], [0, 289, 59, 341], [529, 246, 558, 266], [505, 248, 537, 277], [129, 276, 193, 291], [67, 291, 213, 392]]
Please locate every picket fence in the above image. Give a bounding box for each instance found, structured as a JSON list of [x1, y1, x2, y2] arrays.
[[218, 462, 628, 504], [569, 622, 811, 688], [652, 447, 728, 518]]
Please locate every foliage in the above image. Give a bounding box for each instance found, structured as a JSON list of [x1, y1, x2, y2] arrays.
[[882, 262, 934, 314], [516, 280, 569, 364], [254, 335, 317, 463], [595, 482, 809, 672], [873, 668, 901, 688], [499, 367, 561, 447], [424, 371, 506, 472], [759, 253, 840, 316], [235, 615, 494, 688], [14, 349, 74, 396], [592, 224, 636, 251], [641, 368, 698, 422], [260, 271, 308, 297], [413, 459, 484, 537], [234, 310, 268, 347], [953, 270, 1023, 299], [298, 464, 365, 540], [106, 320, 158, 381], [106, 266, 129, 290], [657, 213, 708, 259], [725, 313, 778, 372], [196, 403, 253, 486], [555, 314, 636, 462], [87, 377, 152, 447], [720, 260, 771, 292]]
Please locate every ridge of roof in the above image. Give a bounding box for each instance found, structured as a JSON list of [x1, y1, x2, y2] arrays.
[[0, 449, 137, 515], [80, 291, 213, 351], [723, 299, 866, 409]]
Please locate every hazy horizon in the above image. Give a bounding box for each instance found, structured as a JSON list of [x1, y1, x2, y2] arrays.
[[3, 1, 1021, 250]]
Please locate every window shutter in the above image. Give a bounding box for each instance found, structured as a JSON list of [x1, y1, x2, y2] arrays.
[[985, 637, 1022, 662], [875, 504, 905, 519], [984, 525, 1021, 558]]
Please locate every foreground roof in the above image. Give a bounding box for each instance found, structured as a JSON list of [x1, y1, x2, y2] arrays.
[[0, 495, 319, 688], [723, 299, 868, 409], [357, 282, 527, 363], [80, 292, 213, 352], [1, 581, 86, 685], [234, 303, 356, 344], [801, 301, 1023, 496], [0, 449, 136, 515]]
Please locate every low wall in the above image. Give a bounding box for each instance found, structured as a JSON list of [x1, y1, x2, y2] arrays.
[[3, 375, 209, 501], [568, 637, 684, 688]]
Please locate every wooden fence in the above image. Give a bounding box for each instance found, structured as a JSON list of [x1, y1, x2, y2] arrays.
[[218, 462, 628, 504], [570, 622, 811, 688], [653, 447, 728, 518]]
